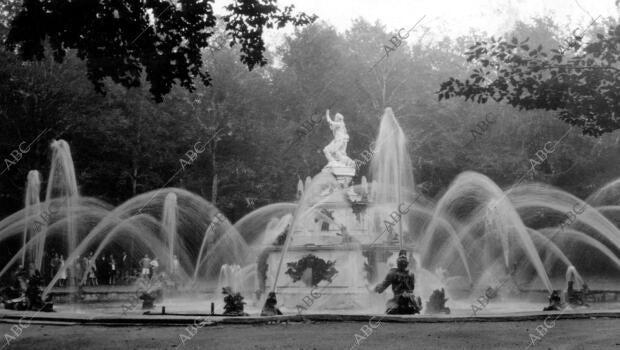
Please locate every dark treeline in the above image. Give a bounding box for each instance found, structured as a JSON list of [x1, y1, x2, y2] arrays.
[[1, 14, 620, 223]]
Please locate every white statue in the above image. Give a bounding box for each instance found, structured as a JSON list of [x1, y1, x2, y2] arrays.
[[323, 110, 354, 168]]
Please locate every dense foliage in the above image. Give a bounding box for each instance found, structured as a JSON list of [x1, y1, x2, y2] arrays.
[[438, 18, 620, 136], [5, 0, 316, 101]]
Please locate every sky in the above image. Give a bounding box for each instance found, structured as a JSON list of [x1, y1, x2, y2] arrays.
[[214, 0, 618, 47]]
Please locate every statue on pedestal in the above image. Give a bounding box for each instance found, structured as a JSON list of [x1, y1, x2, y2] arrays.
[[323, 110, 355, 170], [567, 280, 589, 306], [3, 268, 53, 312], [565, 265, 589, 307], [139, 277, 163, 310], [222, 286, 248, 316], [426, 288, 450, 314], [374, 250, 422, 314], [260, 291, 283, 316], [321, 110, 356, 194], [543, 290, 563, 311]]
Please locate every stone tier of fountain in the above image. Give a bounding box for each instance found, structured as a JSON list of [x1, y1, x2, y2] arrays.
[[258, 138, 410, 311]]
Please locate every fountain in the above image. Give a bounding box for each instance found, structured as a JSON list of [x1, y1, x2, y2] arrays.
[[0, 107, 619, 318], [370, 107, 416, 248], [249, 108, 432, 313], [22, 170, 42, 267], [565, 265, 588, 306], [217, 264, 257, 298]]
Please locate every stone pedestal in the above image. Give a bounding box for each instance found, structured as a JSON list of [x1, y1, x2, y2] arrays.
[[323, 163, 356, 189]]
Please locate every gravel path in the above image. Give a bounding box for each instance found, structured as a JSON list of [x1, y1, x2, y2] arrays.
[[1, 318, 619, 349]]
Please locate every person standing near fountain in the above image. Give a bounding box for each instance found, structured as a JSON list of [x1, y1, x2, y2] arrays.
[[119, 251, 128, 284], [58, 255, 67, 288], [87, 252, 98, 286], [109, 254, 117, 285], [139, 254, 151, 279], [149, 257, 159, 279], [49, 252, 60, 285], [98, 255, 109, 286], [374, 250, 422, 314]]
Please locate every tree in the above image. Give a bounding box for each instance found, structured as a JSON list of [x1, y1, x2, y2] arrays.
[[183, 41, 268, 206], [438, 19, 620, 136], [0, 48, 104, 215], [5, 0, 316, 102], [0, 0, 20, 42]]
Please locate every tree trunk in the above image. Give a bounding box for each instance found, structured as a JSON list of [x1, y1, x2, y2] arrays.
[[132, 166, 138, 196], [131, 94, 142, 196], [211, 139, 218, 204], [212, 173, 218, 204]]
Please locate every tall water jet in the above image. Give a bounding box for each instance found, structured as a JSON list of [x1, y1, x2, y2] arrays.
[[43, 140, 79, 279], [23, 170, 42, 266], [217, 264, 257, 296], [370, 108, 415, 247], [162, 193, 178, 271]]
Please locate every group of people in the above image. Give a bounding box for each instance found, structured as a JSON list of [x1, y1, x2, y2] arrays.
[[137, 253, 179, 279], [37, 251, 178, 287], [76, 251, 123, 286], [38, 250, 127, 287], [47, 252, 67, 287]]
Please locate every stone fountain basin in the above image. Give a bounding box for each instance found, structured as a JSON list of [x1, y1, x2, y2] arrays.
[[2, 306, 620, 327]]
